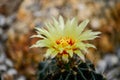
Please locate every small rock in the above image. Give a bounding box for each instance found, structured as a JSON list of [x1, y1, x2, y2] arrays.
[[0, 28, 3, 35], [90, 18, 101, 30], [2, 73, 14, 80], [116, 48, 120, 59], [1, 33, 7, 42], [6, 14, 16, 25], [33, 11, 42, 17], [47, 7, 59, 17], [0, 14, 6, 27], [78, 3, 86, 11], [104, 55, 119, 68], [7, 68, 17, 76], [0, 64, 7, 72], [106, 67, 120, 80], [17, 75, 26, 80], [0, 14, 10, 30], [0, 53, 6, 63], [96, 60, 107, 73], [5, 59, 13, 68]]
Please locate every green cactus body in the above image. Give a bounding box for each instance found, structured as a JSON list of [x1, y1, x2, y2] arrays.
[[37, 56, 106, 80]]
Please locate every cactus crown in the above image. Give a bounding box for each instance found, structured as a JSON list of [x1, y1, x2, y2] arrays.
[[30, 16, 106, 80]]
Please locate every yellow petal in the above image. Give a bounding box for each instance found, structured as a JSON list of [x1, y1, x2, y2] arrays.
[[66, 49, 73, 58], [62, 54, 69, 62], [59, 16, 64, 30], [59, 47, 64, 53], [78, 19, 89, 34], [85, 43, 96, 49], [74, 50, 85, 62], [30, 35, 45, 39], [35, 27, 51, 39], [44, 48, 55, 58], [76, 42, 87, 52], [51, 50, 59, 58], [79, 30, 101, 41], [29, 44, 39, 48]]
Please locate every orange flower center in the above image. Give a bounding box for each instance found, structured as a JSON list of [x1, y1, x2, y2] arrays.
[[56, 37, 75, 47]]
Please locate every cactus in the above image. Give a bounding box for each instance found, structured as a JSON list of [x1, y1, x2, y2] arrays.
[[37, 55, 106, 80], [31, 16, 105, 80]]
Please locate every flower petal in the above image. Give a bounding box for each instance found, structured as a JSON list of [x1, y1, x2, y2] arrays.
[[66, 49, 73, 58], [59, 16, 64, 30], [44, 48, 55, 58], [76, 42, 87, 51], [35, 27, 52, 39], [74, 50, 85, 62], [30, 39, 51, 48], [78, 19, 89, 34], [79, 30, 101, 41], [30, 35, 45, 39], [85, 43, 96, 49], [51, 50, 59, 58], [62, 54, 69, 62]]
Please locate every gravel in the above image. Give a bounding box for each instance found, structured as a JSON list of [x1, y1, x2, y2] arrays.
[[96, 48, 120, 80], [0, 13, 26, 80]]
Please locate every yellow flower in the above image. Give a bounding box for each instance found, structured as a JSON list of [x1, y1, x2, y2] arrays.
[[31, 16, 101, 62]]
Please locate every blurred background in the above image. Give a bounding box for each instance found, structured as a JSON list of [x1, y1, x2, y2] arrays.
[[0, 0, 120, 80]]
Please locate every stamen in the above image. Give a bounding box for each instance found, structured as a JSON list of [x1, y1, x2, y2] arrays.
[[56, 37, 75, 47]]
